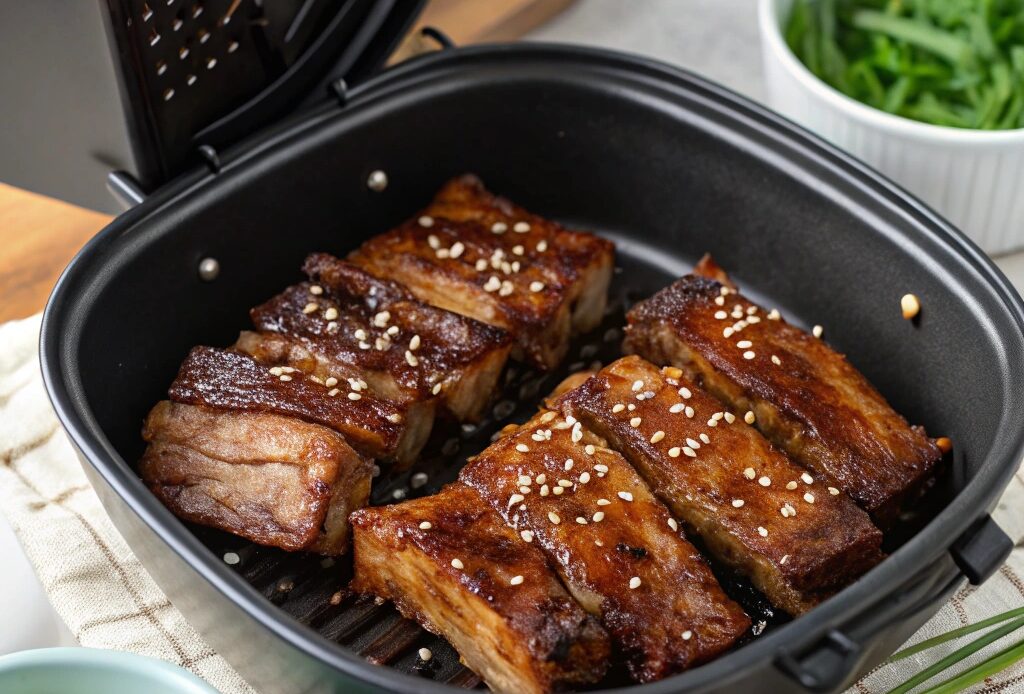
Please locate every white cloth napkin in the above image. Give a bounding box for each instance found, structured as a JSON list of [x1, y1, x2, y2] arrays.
[[1, 312, 1022, 693]]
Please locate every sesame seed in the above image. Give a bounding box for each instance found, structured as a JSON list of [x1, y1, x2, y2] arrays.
[[450, 242, 465, 258], [309, 285, 323, 296], [530, 281, 545, 292], [597, 498, 611, 506], [432, 383, 442, 395], [771, 355, 782, 365], [723, 327, 734, 338], [512, 245, 524, 256], [328, 388, 340, 397], [758, 526, 768, 537], [521, 530, 534, 542], [323, 307, 338, 321], [768, 309, 781, 320], [744, 411, 756, 425], [714, 310, 728, 320], [733, 499, 745, 508], [682, 630, 693, 641], [758, 476, 771, 487], [683, 447, 697, 457], [576, 516, 588, 525], [579, 472, 591, 484], [558, 479, 573, 488], [427, 235, 440, 249], [509, 494, 526, 507], [409, 335, 421, 351], [483, 276, 501, 292], [629, 576, 642, 589], [279, 374, 293, 382], [721, 412, 735, 424], [712, 412, 724, 421], [324, 377, 338, 388], [269, 366, 284, 376], [515, 444, 529, 453], [686, 437, 700, 449], [901, 294, 920, 320], [475, 259, 488, 271], [630, 417, 642, 428], [670, 403, 685, 414], [303, 302, 318, 314], [419, 521, 432, 530], [373, 311, 391, 327], [499, 281, 514, 297], [613, 403, 626, 413], [571, 423, 583, 443], [743, 467, 756, 480], [585, 444, 596, 455], [418, 648, 433, 661], [405, 350, 419, 367], [348, 392, 361, 401], [418, 215, 434, 227], [812, 325, 823, 338], [536, 474, 547, 484], [627, 404, 636, 411], [540, 485, 550, 496], [679, 387, 692, 399], [651, 431, 666, 443], [508, 574, 525, 586], [451, 558, 464, 569], [224, 552, 240, 565], [714, 296, 725, 306], [548, 512, 561, 524], [668, 447, 681, 457], [743, 350, 756, 360], [780, 554, 789, 564], [492, 222, 507, 234], [804, 493, 815, 504], [786, 481, 798, 490], [829, 487, 840, 495], [798, 473, 813, 485], [618, 491, 634, 502], [668, 518, 679, 531], [737, 340, 753, 349], [564, 459, 574, 471], [594, 464, 608, 473], [514, 222, 530, 233], [685, 406, 694, 418], [707, 418, 718, 427]]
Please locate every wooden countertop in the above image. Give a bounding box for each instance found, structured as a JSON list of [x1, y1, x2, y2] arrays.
[[0, 0, 571, 325]]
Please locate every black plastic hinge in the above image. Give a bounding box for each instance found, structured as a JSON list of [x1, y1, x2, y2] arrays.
[[197, 144, 221, 175], [951, 515, 1012, 585], [776, 629, 862, 692]]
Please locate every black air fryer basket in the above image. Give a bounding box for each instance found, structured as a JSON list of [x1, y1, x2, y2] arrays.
[[40, 3, 1024, 693]]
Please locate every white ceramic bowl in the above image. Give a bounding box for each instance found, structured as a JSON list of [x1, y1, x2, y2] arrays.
[[759, 0, 1024, 255]]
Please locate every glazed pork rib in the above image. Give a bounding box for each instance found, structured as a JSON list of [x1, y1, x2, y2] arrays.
[[349, 175, 614, 370], [625, 265, 941, 525], [460, 410, 750, 682], [556, 356, 885, 615], [140, 401, 371, 554], [168, 346, 429, 466], [248, 254, 512, 422], [350, 483, 610, 694]]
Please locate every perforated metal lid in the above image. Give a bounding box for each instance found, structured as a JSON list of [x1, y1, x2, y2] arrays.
[[101, 0, 424, 190]]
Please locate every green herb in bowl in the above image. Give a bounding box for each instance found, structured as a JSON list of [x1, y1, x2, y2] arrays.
[[785, 0, 1024, 130]]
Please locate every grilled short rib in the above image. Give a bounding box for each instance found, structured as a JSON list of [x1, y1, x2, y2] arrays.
[[249, 254, 512, 422], [348, 175, 614, 370], [168, 346, 429, 466], [140, 401, 370, 554], [350, 483, 610, 694], [625, 262, 941, 525], [556, 356, 885, 615], [460, 410, 750, 683]]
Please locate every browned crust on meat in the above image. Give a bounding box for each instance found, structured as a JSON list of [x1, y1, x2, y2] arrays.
[[140, 401, 370, 553], [350, 483, 610, 693], [460, 411, 750, 682], [625, 270, 941, 525], [249, 254, 512, 421], [555, 356, 884, 615], [167, 346, 424, 464], [348, 175, 614, 370]]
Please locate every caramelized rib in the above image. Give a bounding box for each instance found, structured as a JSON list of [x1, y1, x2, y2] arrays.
[[349, 175, 614, 370], [140, 401, 370, 553], [350, 483, 610, 694], [556, 356, 884, 615], [626, 265, 941, 525], [168, 346, 426, 465], [249, 254, 512, 422], [460, 411, 750, 682]]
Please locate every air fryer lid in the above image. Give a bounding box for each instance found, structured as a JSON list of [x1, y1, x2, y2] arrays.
[[101, 0, 425, 190]]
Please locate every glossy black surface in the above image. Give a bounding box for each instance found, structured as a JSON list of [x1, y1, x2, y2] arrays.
[[41, 44, 1024, 693]]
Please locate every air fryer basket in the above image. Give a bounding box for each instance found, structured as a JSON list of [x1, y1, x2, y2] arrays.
[[40, 44, 1024, 693]]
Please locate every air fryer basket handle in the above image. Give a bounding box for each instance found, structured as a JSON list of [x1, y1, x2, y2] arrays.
[[776, 514, 1011, 691]]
